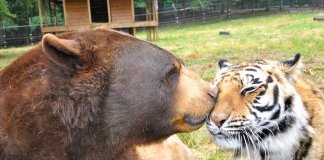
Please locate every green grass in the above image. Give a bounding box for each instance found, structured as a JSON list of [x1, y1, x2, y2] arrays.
[[0, 46, 32, 69], [138, 13, 324, 85], [1, 12, 323, 160]]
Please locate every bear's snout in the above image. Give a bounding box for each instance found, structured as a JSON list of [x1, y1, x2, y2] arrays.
[[172, 66, 216, 132]]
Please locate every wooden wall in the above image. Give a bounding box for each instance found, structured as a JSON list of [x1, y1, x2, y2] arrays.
[[109, 0, 134, 23], [65, 0, 90, 26]]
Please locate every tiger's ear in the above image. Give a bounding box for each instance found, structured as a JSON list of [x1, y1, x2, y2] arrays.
[[280, 53, 303, 80], [218, 59, 232, 70], [42, 34, 82, 72]]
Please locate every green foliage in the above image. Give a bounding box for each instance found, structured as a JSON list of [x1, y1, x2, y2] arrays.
[[190, 0, 212, 7], [0, 0, 16, 25], [134, 0, 147, 8], [6, 0, 38, 25]]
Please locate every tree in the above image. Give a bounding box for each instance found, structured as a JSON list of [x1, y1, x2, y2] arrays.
[[0, 0, 15, 25], [191, 0, 212, 7], [7, 0, 38, 25]]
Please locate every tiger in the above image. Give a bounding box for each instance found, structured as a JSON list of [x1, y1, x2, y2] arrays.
[[206, 54, 324, 160]]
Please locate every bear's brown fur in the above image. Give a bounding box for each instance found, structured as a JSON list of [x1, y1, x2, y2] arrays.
[[0, 28, 215, 159]]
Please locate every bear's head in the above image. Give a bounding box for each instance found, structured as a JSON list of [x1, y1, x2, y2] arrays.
[[40, 28, 216, 157]]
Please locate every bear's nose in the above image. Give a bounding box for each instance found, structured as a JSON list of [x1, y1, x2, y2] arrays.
[[207, 84, 218, 99], [210, 115, 228, 127]]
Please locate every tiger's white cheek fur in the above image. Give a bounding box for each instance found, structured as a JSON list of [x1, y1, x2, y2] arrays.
[[263, 124, 304, 159], [207, 120, 242, 150], [263, 93, 310, 159], [214, 136, 241, 150]]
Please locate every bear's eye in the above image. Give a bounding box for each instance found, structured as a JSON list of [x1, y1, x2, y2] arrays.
[[168, 66, 179, 77], [165, 65, 179, 82]]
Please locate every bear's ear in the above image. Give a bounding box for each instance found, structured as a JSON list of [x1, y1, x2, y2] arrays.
[[42, 34, 81, 71], [218, 59, 232, 70], [280, 53, 303, 80]]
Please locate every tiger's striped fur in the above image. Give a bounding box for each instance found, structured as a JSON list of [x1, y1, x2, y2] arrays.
[[207, 54, 324, 160]]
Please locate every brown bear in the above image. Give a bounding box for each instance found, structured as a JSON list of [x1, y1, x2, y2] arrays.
[[0, 28, 216, 159]]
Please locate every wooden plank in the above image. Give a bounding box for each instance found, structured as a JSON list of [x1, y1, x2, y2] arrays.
[[93, 21, 158, 28], [66, 12, 90, 18], [43, 0, 48, 27], [146, 0, 152, 21], [42, 25, 90, 32], [110, 0, 133, 22], [37, 0, 44, 32], [65, 6, 88, 10], [54, 2, 58, 25], [63, 0, 68, 25], [65, 0, 90, 26], [146, 0, 149, 21], [129, 27, 136, 35], [131, 0, 135, 21], [43, 26, 69, 32], [42, 21, 158, 33], [67, 20, 90, 25], [111, 15, 133, 19], [154, 0, 158, 21], [48, 0, 53, 25], [107, 0, 111, 23], [151, 0, 155, 21]]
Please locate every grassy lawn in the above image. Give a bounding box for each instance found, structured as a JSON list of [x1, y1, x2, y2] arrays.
[[1, 12, 323, 160], [138, 12, 324, 85]]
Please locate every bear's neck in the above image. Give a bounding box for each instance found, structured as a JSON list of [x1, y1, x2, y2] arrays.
[[46, 84, 142, 159]]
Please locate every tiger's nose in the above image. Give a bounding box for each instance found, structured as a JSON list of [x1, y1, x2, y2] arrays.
[[210, 115, 228, 127]]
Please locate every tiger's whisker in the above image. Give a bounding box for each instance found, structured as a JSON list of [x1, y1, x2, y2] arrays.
[[249, 127, 269, 160], [244, 128, 257, 160], [242, 129, 251, 159]]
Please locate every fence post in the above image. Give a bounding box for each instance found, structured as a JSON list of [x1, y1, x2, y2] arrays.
[[221, 0, 225, 14], [3, 35, 6, 49], [176, 16, 179, 27], [30, 33, 34, 45], [203, 12, 206, 23], [172, 3, 180, 27], [266, 0, 270, 11], [175, 8, 180, 27], [226, 0, 232, 19], [252, 0, 254, 14]]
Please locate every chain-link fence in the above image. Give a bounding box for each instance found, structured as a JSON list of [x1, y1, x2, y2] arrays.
[[135, 0, 324, 26], [0, 25, 42, 48], [1, 0, 324, 48]]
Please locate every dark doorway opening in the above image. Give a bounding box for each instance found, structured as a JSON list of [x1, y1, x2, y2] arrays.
[[90, 0, 109, 23]]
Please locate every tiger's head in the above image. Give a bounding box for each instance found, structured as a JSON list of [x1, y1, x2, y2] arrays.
[[207, 54, 310, 158]]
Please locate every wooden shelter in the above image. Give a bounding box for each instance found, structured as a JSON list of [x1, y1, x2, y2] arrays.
[[37, 0, 159, 40]]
